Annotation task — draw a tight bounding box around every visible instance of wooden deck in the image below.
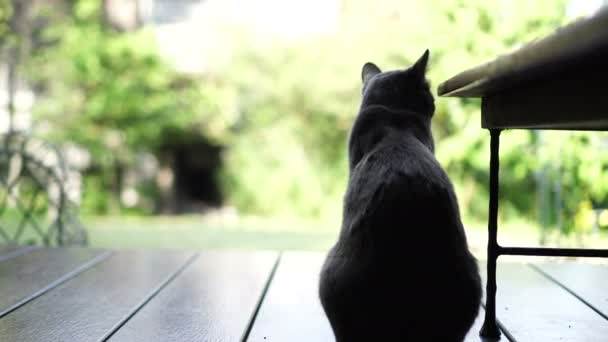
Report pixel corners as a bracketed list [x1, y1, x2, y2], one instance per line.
[0, 246, 606, 341]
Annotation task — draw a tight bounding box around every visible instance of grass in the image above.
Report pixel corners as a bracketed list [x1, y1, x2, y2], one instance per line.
[83, 215, 339, 251]
[84, 215, 608, 255]
[4, 212, 608, 259]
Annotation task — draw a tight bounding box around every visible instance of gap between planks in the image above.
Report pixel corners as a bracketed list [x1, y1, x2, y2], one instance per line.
[241, 252, 283, 342]
[0, 245, 38, 262]
[529, 263, 608, 322]
[100, 252, 201, 342]
[0, 250, 114, 318]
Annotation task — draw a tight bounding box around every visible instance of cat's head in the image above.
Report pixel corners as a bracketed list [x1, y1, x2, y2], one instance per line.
[360, 50, 434, 116]
[347, 51, 435, 169]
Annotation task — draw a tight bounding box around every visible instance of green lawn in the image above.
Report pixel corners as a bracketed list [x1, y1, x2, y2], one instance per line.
[4, 213, 607, 257]
[84, 215, 339, 251]
[84, 215, 608, 256]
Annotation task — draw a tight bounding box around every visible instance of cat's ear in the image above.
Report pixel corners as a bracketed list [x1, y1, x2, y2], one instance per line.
[412, 49, 429, 77]
[362, 62, 381, 83]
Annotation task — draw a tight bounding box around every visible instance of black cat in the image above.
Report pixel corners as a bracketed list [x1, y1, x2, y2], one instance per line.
[319, 50, 482, 342]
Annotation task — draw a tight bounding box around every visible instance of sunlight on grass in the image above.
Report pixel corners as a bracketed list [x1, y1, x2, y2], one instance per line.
[83, 215, 338, 251]
[79, 215, 608, 259]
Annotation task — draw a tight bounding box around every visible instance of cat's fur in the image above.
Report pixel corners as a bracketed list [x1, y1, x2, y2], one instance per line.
[319, 50, 482, 342]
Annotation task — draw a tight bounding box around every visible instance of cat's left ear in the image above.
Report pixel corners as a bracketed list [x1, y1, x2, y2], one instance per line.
[412, 49, 430, 77]
[362, 62, 382, 83]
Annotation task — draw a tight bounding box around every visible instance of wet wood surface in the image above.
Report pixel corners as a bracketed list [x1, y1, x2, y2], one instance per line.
[0, 247, 607, 341]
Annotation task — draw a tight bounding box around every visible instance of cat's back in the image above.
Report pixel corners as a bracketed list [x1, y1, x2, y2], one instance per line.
[348, 132, 453, 207]
[324, 133, 480, 341]
[343, 132, 466, 253]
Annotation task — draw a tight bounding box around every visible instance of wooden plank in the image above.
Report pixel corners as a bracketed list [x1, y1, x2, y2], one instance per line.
[107, 251, 278, 342]
[0, 250, 195, 342]
[0, 245, 25, 255]
[532, 262, 608, 319]
[247, 252, 494, 342]
[246, 252, 334, 342]
[0, 247, 110, 317]
[0, 245, 36, 262]
[481, 261, 608, 341]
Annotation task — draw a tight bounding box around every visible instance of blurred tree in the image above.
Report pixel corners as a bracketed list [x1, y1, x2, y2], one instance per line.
[17, 0, 608, 241]
[219, 0, 575, 223]
[26, 0, 208, 213]
[3, 0, 34, 133]
[536, 131, 608, 239]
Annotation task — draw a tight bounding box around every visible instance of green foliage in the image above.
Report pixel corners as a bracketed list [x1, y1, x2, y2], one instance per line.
[27, 0, 206, 212]
[0, 0, 11, 42]
[80, 174, 111, 214]
[535, 131, 608, 235]
[0, 0, 15, 67]
[19, 0, 608, 237]
[219, 39, 355, 219]
[219, 0, 576, 223]
[31, 5, 200, 155]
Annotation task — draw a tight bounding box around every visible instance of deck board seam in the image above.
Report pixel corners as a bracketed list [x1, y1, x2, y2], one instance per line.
[99, 252, 200, 342]
[0, 249, 114, 318]
[0, 245, 38, 262]
[241, 251, 282, 342]
[529, 263, 608, 321]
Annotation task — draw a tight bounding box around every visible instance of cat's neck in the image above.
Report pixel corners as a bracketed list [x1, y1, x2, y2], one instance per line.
[360, 104, 435, 153]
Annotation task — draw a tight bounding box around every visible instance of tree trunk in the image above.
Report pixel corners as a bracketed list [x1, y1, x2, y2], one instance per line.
[156, 151, 177, 214]
[7, 0, 32, 133]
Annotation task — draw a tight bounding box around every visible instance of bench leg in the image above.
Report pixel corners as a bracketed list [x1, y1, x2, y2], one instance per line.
[480, 129, 502, 338]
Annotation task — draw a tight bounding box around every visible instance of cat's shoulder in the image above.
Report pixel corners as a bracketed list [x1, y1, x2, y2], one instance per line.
[352, 148, 448, 190]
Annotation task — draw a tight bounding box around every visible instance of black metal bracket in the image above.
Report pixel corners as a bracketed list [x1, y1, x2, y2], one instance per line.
[480, 129, 502, 338]
[479, 129, 608, 339]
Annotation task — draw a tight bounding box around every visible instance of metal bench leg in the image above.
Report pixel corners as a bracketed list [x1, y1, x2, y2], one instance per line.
[480, 129, 502, 338]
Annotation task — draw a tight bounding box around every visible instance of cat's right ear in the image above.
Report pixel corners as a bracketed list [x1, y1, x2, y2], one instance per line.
[412, 49, 430, 78]
[362, 62, 381, 83]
